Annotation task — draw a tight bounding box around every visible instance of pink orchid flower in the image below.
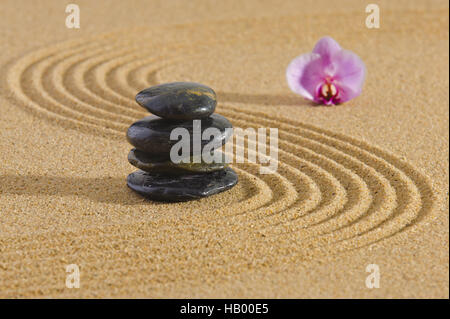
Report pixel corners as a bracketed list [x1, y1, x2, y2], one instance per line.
[286, 36, 366, 105]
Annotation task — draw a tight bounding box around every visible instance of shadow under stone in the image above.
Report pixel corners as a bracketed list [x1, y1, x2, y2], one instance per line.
[0, 174, 165, 206]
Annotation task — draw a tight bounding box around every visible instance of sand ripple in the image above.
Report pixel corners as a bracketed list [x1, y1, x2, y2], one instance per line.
[3, 22, 436, 294]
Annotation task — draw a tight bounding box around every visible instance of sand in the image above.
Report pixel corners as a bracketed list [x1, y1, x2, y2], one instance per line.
[0, 0, 448, 298]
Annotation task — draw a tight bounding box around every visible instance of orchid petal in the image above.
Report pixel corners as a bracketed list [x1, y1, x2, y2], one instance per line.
[335, 81, 363, 103]
[312, 36, 342, 62]
[286, 52, 321, 100]
[298, 55, 332, 103]
[332, 49, 366, 98]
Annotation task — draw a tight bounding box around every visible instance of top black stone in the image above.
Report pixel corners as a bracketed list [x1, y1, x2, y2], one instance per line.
[135, 82, 217, 120]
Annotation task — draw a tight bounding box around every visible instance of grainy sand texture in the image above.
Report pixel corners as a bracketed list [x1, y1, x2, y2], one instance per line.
[0, 0, 448, 298]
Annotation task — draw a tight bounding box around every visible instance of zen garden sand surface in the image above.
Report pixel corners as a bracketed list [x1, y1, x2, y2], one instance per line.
[0, 0, 448, 298]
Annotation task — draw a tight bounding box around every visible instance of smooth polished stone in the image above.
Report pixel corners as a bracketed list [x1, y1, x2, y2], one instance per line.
[127, 167, 238, 202]
[128, 148, 228, 174]
[126, 114, 232, 157]
[135, 82, 216, 120]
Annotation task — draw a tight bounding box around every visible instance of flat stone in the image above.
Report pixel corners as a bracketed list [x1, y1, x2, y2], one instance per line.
[127, 167, 238, 202]
[128, 148, 228, 174]
[126, 114, 232, 157]
[135, 82, 216, 120]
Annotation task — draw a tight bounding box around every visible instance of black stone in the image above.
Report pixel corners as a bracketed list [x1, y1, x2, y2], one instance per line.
[135, 82, 216, 120]
[126, 114, 232, 157]
[128, 148, 228, 174]
[127, 167, 238, 202]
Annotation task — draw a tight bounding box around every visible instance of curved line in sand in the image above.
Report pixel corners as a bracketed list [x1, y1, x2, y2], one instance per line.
[107, 54, 433, 252]
[23, 41, 328, 225]
[3, 29, 435, 259]
[60, 48, 358, 234]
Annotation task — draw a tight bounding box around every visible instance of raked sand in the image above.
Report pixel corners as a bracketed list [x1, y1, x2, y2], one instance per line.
[0, 0, 448, 298]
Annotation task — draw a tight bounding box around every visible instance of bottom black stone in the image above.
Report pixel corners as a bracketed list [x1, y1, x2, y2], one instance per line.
[127, 167, 238, 202]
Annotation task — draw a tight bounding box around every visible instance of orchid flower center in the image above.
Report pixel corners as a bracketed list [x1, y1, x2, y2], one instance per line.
[319, 82, 338, 103]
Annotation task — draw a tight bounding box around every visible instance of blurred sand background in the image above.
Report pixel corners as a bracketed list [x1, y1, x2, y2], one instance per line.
[0, 0, 448, 298]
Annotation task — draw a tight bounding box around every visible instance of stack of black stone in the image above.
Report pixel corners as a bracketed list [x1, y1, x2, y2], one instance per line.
[126, 82, 238, 202]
